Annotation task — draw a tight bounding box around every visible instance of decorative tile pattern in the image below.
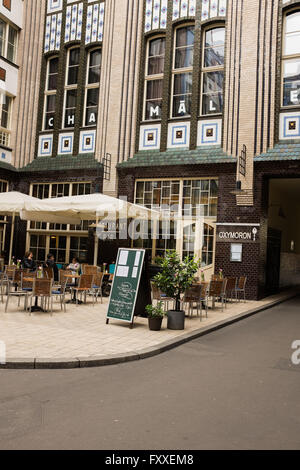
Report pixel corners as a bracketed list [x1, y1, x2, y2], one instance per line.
[167, 122, 190, 148]
[145, 0, 168, 33]
[86, 2, 105, 44]
[173, 0, 196, 20]
[201, 0, 227, 21]
[47, 0, 63, 14]
[197, 119, 222, 146]
[58, 133, 74, 154]
[139, 124, 161, 150]
[65, 2, 83, 43]
[44, 13, 62, 52]
[38, 135, 53, 157]
[79, 130, 96, 153]
[279, 113, 300, 140]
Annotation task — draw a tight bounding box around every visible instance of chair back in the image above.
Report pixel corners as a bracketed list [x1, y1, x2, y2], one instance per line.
[238, 276, 247, 289]
[44, 267, 54, 279]
[211, 274, 221, 281]
[14, 269, 25, 286]
[151, 281, 162, 301]
[78, 274, 94, 289]
[83, 265, 98, 275]
[184, 284, 202, 302]
[5, 266, 16, 281]
[226, 277, 237, 293]
[33, 278, 53, 297]
[21, 271, 36, 290]
[59, 269, 70, 284]
[200, 282, 209, 299]
[93, 273, 104, 288]
[209, 280, 225, 297]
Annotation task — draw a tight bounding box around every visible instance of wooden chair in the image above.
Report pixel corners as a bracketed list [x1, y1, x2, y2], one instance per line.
[225, 277, 238, 303]
[71, 274, 94, 305]
[150, 281, 174, 311]
[208, 279, 227, 311]
[52, 276, 67, 312]
[234, 276, 247, 302]
[28, 278, 54, 315]
[83, 265, 98, 275]
[5, 271, 32, 313]
[44, 266, 54, 280]
[184, 284, 202, 318]
[92, 273, 104, 303]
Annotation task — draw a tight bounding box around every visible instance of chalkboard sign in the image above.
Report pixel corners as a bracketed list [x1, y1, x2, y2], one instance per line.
[106, 248, 145, 326]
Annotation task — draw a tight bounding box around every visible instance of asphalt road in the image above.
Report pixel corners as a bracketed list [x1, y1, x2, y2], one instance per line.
[0, 296, 300, 450]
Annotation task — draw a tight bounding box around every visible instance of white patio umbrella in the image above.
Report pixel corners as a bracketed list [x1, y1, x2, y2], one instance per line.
[20, 193, 159, 223]
[0, 192, 41, 263]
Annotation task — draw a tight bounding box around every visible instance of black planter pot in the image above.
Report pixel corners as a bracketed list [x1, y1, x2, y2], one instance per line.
[167, 310, 185, 330]
[148, 316, 163, 331]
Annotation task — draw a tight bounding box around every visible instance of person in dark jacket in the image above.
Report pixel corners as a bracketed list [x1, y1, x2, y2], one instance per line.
[22, 251, 36, 271]
[45, 253, 59, 282]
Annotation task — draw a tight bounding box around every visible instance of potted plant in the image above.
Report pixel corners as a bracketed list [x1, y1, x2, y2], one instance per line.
[153, 250, 199, 330]
[145, 301, 165, 331]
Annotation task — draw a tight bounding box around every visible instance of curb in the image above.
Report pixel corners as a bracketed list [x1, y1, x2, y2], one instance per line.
[1, 291, 299, 370]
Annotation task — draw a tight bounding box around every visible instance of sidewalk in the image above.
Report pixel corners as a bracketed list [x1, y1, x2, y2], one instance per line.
[0, 288, 299, 369]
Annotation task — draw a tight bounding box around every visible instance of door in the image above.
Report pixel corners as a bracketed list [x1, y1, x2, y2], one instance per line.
[266, 227, 281, 295]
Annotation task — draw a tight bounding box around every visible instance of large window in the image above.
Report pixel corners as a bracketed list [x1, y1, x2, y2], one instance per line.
[0, 93, 12, 147]
[0, 18, 18, 63]
[201, 27, 225, 115]
[172, 26, 194, 118]
[282, 11, 300, 107]
[134, 179, 218, 262]
[84, 48, 101, 126]
[63, 48, 80, 128]
[28, 182, 93, 263]
[144, 37, 165, 121]
[43, 56, 58, 130]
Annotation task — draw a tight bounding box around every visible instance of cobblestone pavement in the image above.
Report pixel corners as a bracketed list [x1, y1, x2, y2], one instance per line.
[0, 289, 298, 361]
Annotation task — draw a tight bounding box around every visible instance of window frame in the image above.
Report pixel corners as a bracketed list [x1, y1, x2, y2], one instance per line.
[0, 92, 12, 147]
[83, 47, 101, 127]
[171, 23, 195, 119]
[281, 10, 300, 109]
[200, 25, 225, 117]
[62, 47, 80, 129]
[143, 35, 166, 122]
[43, 56, 59, 131]
[0, 17, 18, 63]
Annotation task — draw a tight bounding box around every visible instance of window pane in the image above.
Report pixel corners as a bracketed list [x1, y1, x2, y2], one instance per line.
[283, 59, 300, 106]
[174, 72, 193, 95]
[175, 46, 194, 69]
[68, 66, 78, 85]
[285, 34, 300, 56]
[204, 46, 224, 67]
[90, 49, 101, 66]
[202, 92, 223, 115]
[203, 71, 224, 93]
[286, 12, 300, 34]
[88, 66, 100, 84]
[176, 26, 194, 47]
[148, 56, 165, 75]
[69, 48, 80, 66]
[66, 89, 77, 108]
[86, 88, 99, 107]
[205, 28, 225, 47]
[146, 79, 163, 100]
[148, 37, 165, 75]
[173, 94, 192, 117]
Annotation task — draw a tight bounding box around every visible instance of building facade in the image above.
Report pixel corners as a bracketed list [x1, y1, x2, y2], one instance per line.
[0, 0, 300, 299]
[117, 0, 300, 299]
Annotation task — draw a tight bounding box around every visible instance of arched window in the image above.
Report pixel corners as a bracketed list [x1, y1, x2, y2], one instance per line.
[282, 11, 300, 107]
[201, 26, 225, 115]
[172, 25, 194, 118]
[43, 56, 58, 130]
[144, 36, 165, 120]
[84, 48, 101, 126]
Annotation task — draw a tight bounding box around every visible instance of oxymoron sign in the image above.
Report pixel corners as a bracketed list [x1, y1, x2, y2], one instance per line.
[106, 248, 145, 326]
[216, 225, 259, 243]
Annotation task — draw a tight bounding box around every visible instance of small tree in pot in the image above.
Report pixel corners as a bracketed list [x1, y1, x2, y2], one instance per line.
[153, 250, 199, 330]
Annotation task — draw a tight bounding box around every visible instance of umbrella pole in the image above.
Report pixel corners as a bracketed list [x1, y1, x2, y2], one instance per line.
[94, 216, 99, 266]
[9, 212, 15, 264]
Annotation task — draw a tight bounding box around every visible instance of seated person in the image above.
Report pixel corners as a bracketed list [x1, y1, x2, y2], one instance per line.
[66, 257, 81, 284]
[22, 251, 36, 272]
[44, 253, 59, 282]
